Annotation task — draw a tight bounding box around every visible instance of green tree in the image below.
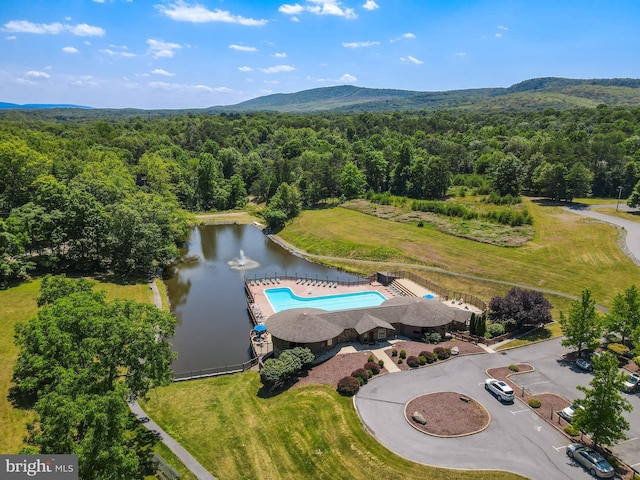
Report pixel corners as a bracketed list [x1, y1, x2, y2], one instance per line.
[572, 352, 632, 448]
[559, 289, 603, 355]
[492, 153, 526, 197]
[12, 281, 177, 478]
[606, 284, 640, 345]
[269, 182, 301, 219]
[565, 162, 593, 201]
[340, 161, 367, 199]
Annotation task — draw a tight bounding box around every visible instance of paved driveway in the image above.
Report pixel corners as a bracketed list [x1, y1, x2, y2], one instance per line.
[355, 339, 638, 480]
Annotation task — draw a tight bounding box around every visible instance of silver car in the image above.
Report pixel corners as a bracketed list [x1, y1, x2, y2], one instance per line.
[566, 443, 614, 478]
[484, 378, 515, 403]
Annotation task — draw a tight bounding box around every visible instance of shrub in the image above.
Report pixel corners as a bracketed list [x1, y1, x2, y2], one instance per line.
[428, 332, 441, 344]
[364, 361, 381, 375]
[378, 359, 384, 368]
[397, 358, 403, 364]
[421, 351, 435, 363]
[418, 355, 426, 366]
[607, 343, 630, 356]
[508, 364, 520, 372]
[564, 425, 580, 437]
[337, 376, 360, 396]
[406, 356, 420, 368]
[528, 398, 541, 408]
[367, 354, 375, 363]
[486, 323, 506, 338]
[417, 221, 424, 227]
[391, 349, 398, 357]
[606, 455, 619, 468]
[399, 349, 407, 359]
[634, 356, 640, 367]
[351, 368, 370, 383]
[433, 346, 449, 360]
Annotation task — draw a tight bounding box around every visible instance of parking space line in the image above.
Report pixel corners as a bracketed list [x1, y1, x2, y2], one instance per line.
[631, 462, 640, 468]
[510, 409, 530, 415]
[553, 445, 568, 451]
[615, 436, 638, 444]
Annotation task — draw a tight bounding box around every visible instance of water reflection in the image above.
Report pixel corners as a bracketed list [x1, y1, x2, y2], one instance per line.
[165, 224, 362, 373]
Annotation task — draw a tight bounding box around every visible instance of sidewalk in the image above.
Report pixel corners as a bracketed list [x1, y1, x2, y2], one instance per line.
[129, 400, 217, 480]
[144, 279, 218, 480]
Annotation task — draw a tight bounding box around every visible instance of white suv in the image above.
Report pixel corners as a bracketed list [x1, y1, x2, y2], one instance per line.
[484, 379, 515, 402]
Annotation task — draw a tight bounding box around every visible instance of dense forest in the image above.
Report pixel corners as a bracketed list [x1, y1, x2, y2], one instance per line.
[2, 104, 640, 285]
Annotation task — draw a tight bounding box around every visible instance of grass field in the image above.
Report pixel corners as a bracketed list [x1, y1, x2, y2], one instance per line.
[279, 199, 639, 308]
[142, 372, 525, 480]
[0, 277, 194, 479]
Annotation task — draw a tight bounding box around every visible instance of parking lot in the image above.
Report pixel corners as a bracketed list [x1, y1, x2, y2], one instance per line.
[355, 338, 639, 480]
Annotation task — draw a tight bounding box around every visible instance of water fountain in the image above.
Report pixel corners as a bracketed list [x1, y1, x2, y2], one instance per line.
[227, 249, 260, 270]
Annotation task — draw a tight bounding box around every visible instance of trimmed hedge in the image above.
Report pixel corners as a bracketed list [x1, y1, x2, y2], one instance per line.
[364, 361, 381, 375]
[351, 368, 370, 384]
[433, 346, 449, 360]
[337, 376, 360, 396]
[528, 398, 541, 408]
[419, 351, 435, 363]
[406, 355, 420, 368]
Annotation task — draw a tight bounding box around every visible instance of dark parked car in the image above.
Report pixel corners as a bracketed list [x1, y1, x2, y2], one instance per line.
[576, 358, 593, 371]
[566, 443, 614, 478]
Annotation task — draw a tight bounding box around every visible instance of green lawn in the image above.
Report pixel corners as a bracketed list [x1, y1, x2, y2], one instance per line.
[279, 199, 638, 307]
[0, 277, 193, 479]
[142, 372, 525, 480]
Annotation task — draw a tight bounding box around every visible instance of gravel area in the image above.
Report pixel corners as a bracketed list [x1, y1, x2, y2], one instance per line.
[405, 391, 490, 436]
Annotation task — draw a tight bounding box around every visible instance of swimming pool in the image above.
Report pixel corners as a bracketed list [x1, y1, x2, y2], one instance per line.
[265, 287, 387, 313]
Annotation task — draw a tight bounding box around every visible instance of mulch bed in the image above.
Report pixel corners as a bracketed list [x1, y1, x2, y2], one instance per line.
[386, 340, 486, 371]
[406, 391, 490, 436]
[294, 351, 388, 389]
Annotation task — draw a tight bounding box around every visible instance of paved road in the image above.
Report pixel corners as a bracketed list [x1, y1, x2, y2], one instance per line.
[565, 203, 640, 265]
[355, 339, 640, 480]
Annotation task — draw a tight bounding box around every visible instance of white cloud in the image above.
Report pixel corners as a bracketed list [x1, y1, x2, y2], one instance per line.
[273, 52, 287, 58]
[69, 23, 105, 36]
[4, 20, 104, 36]
[261, 64, 295, 73]
[362, 0, 379, 11]
[26, 70, 50, 79]
[68, 75, 97, 87]
[147, 39, 181, 58]
[6, 35, 17, 40]
[290, 16, 300, 22]
[495, 33, 502, 38]
[339, 73, 357, 82]
[238, 66, 254, 72]
[100, 48, 136, 58]
[497, 25, 508, 30]
[343, 41, 379, 48]
[390, 32, 415, 43]
[401, 55, 423, 64]
[229, 44, 257, 52]
[279, 1, 357, 19]
[148, 81, 233, 94]
[456, 52, 467, 57]
[62, 46, 79, 53]
[156, 1, 267, 26]
[279, 4, 305, 14]
[151, 68, 175, 76]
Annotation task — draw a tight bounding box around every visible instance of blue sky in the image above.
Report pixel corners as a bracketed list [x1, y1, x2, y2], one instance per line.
[1, 0, 639, 109]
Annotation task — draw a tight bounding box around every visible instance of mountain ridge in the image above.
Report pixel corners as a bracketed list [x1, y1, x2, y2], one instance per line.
[2, 77, 640, 115]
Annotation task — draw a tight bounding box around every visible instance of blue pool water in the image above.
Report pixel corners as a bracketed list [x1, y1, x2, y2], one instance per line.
[424, 294, 436, 299]
[265, 287, 387, 313]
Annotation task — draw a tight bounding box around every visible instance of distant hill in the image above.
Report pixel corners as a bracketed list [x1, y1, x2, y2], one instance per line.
[0, 102, 92, 110]
[3, 77, 640, 118]
[218, 77, 640, 113]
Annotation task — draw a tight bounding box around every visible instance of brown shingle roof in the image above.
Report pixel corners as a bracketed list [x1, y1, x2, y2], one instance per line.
[266, 297, 471, 344]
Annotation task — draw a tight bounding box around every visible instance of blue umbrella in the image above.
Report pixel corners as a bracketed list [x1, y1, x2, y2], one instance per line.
[254, 324, 266, 332]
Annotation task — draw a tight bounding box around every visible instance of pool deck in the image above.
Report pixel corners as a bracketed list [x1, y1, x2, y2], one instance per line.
[248, 278, 394, 320]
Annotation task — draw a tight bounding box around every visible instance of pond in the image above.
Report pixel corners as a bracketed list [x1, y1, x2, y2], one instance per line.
[164, 224, 362, 374]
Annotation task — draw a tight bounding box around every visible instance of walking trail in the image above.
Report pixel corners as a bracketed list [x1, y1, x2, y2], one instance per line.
[129, 280, 218, 480]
